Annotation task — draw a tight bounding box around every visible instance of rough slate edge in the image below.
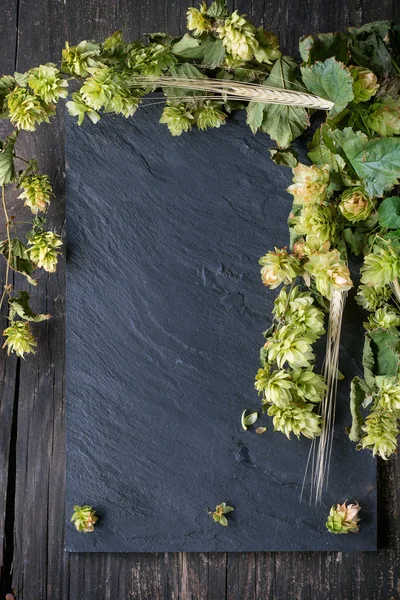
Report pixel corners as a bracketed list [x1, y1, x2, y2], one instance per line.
[65, 108, 376, 553]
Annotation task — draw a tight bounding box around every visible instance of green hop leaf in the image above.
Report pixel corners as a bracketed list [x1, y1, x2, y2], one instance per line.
[378, 197, 400, 229]
[0, 131, 17, 186]
[8, 291, 50, 323]
[299, 32, 350, 64]
[301, 57, 354, 117]
[241, 410, 258, 430]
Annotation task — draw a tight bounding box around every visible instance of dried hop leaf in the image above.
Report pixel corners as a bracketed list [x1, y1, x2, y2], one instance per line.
[18, 173, 52, 214]
[259, 247, 300, 289]
[349, 66, 379, 103]
[27, 230, 62, 273]
[2, 321, 37, 358]
[287, 163, 330, 205]
[326, 501, 361, 534]
[339, 186, 373, 223]
[71, 505, 98, 533]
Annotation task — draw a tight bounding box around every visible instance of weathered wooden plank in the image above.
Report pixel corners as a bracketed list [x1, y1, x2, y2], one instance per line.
[0, 0, 398, 598]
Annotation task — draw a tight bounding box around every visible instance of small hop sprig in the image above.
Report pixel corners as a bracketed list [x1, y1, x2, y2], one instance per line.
[2, 321, 37, 358]
[27, 230, 62, 273]
[71, 505, 98, 533]
[18, 172, 52, 214]
[339, 186, 373, 222]
[207, 502, 234, 527]
[61, 40, 100, 77]
[159, 105, 194, 136]
[27, 63, 68, 104]
[326, 501, 361, 534]
[187, 2, 212, 36]
[259, 247, 300, 289]
[195, 102, 226, 131]
[304, 249, 353, 299]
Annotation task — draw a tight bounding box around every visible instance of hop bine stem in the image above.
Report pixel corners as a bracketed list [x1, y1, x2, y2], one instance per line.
[0, 185, 12, 312]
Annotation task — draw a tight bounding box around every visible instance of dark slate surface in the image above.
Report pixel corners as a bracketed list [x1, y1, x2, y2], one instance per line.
[65, 107, 376, 552]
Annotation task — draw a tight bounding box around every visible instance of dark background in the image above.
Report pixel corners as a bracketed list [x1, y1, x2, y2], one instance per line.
[0, 0, 399, 598]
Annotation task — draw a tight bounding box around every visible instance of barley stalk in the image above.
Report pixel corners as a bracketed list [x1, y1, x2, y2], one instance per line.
[128, 76, 334, 110]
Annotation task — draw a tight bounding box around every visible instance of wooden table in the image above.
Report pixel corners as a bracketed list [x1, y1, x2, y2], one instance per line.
[0, 0, 399, 598]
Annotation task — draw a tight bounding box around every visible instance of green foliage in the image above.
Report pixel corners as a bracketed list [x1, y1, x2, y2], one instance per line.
[299, 32, 350, 64]
[378, 196, 400, 229]
[301, 57, 354, 117]
[8, 290, 50, 323]
[349, 377, 367, 442]
[0, 131, 17, 186]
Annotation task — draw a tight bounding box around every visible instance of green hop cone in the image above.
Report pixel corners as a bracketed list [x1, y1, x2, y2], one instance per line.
[273, 286, 325, 342]
[349, 66, 379, 103]
[361, 408, 398, 459]
[208, 502, 234, 527]
[268, 402, 321, 439]
[217, 11, 261, 62]
[290, 368, 326, 404]
[360, 247, 400, 288]
[376, 377, 400, 412]
[259, 247, 300, 289]
[293, 204, 337, 250]
[365, 306, 400, 331]
[304, 250, 353, 299]
[2, 321, 37, 358]
[18, 173, 52, 214]
[27, 230, 62, 273]
[287, 163, 330, 205]
[71, 505, 98, 533]
[264, 325, 315, 369]
[66, 92, 100, 126]
[356, 284, 393, 312]
[326, 501, 361, 534]
[339, 186, 373, 223]
[61, 40, 100, 77]
[127, 43, 176, 76]
[187, 3, 212, 36]
[255, 366, 294, 407]
[79, 66, 141, 117]
[28, 63, 68, 104]
[195, 102, 226, 131]
[159, 105, 194, 136]
[7, 87, 54, 131]
[367, 98, 400, 137]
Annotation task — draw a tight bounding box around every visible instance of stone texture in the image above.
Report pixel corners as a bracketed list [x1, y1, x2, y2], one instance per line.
[65, 108, 376, 552]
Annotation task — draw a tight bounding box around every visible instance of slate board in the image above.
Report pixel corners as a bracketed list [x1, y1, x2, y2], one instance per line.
[66, 107, 377, 552]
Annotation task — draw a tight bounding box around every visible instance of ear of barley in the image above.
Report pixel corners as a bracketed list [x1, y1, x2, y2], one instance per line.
[128, 76, 334, 110]
[302, 289, 347, 504]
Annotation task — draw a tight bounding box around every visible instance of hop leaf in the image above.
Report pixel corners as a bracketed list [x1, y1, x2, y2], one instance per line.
[71, 505, 98, 533]
[18, 172, 52, 214]
[28, 63, 68, 104]
[27, 230, 62, 273]
[7, 87, 54, 131]
[326, 501, 361, 534]
[2, 321, 37, 358]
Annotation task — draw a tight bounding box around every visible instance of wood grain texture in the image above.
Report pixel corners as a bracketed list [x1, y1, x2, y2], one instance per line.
[0, 0, 398, 598]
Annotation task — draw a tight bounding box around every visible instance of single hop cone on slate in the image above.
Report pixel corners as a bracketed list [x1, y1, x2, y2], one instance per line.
[71, 505, 98, 533]
[326, 502, 361, 534]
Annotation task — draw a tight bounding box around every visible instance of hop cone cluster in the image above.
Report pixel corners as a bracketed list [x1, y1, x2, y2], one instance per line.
[326, 502, 361, 534]
[28, 231, 62, 273]
[2, 321, 37, 358]
[71, 505, 98, 533]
